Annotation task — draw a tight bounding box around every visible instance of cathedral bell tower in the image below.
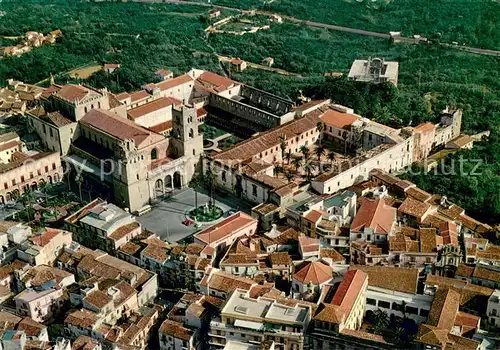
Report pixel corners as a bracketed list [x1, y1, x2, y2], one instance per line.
[171, 105, 203, 159]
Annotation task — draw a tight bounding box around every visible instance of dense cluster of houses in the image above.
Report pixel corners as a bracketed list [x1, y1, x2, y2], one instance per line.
[0, 30, 62, 58]
[0, 63, 496, 349]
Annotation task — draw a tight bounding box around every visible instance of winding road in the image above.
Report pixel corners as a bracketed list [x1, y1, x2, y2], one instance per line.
[148, 0, 500, 57]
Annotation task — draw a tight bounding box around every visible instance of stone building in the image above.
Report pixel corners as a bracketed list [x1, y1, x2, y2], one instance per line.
[0, 151, 62, 204]
[348, 57, 399, 86]
[68, 104, 202, 213]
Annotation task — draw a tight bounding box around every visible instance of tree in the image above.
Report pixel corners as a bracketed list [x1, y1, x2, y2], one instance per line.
[316, 121, 324, 145]
[291, 156, 302, 172]
[284, 149, 292, 165]
[314, 144, 326, 163]
[371, 309, 389, 335]
[189, 172, 202, 210]
[273, 165, 283, 177]
[327, 151, 336, 167]
[75, 175, 83, 203]
[279, 137, 286, 166]
[299, 145, 309, 160]
[303, 161, 315, 181]
[284, 172, 294, 182]
[204, 165, 217, 207]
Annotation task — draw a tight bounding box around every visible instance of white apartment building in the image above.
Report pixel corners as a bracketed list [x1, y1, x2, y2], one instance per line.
[209, 289, 312, 350]
[14, 287, 64, 323]
[487, 289, 500, 330]
[351, 266, 432, 324]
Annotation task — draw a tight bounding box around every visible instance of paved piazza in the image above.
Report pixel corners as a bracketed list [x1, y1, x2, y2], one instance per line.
[136, 187, 253, 243]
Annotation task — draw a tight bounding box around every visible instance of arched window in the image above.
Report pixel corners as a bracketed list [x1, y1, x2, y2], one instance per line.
[151, 148, 158, 160]
[189, 128, 194, 138]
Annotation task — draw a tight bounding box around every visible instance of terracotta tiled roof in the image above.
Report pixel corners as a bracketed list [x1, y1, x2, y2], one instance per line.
[476, 244, 500, 261]
[65, 309, 99, 330]
[55, 84, 97, 102]
[459, 214, 492, 233]
[29, 228, 66, 247]
[314, 303, 344, 324]
[127, 97, 173, 120]
[398, 196, 431, 219]
[320, 109, 360, 130]
[81, 108, 164, 148]
[83, 290, 111, 309]
[319, 248, 345, 263]
[426, 287, 460, 330]
[157, 74, 193, 91]
[141, 244, 169, 263]
[439, 221, 458, 246]
[472, 266, 500, 283]
[72, 335, 100, 350]
[210, 112, 319, 162]
[304, 209, 324, 223]
[350, 265, 418, 294]
[299, 235, 320, 253]
[197, 71, 234, 91]
[406, 187, 432, 203]
[194, 212, 256, 245]
[269, 252, 291, 266]
[293, 261, 332, 285]
[422, 214, 447, 229]
[351, 198, 396, 235]
[206, 271, 255, 293]
[414, 122, 435, 133]
[419, 227, 439, 253]
[185, 243, 204, 255]
[119, 242, 142, 256]
[129, 90, 150, 103]
[455, 264, 474, 279]
[15, 317, 45, 337]
[108, 222, 140, 241]
[149, 120, 173, 133]
[159, 320, 193, 341]
[330, 270, 367, 318]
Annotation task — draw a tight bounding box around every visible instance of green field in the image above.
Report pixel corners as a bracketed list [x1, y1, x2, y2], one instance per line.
[0, 0, 498, 221]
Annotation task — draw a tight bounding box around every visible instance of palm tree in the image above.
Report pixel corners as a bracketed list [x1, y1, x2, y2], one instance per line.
[342, 130, 349, 156]
[75, 175, 83, 203]
[279, 137, 286, 166]
[284, 149, 292, 165]
[189, 173, 202, 210]
[284, 172, 294, 182]
[327, 151, 336, 167]
[299, 145, 309, 160]
[371, 309, 389, 335]
[291, 156, 302, 172]
[303, 162, 315, 181]
[316, 121, 324, 145]
[314, 144, 326, 163]
[205, 166, 217, 207]
[273, 165, 283, 177]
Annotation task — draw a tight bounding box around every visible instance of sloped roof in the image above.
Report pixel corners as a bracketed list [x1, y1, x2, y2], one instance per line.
[293, 261, 332, 285]
[81, 108, 164, 148]
[351, 198, 396, 235]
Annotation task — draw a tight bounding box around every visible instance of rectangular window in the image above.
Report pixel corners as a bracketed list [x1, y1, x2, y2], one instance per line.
[52, 163, 56, 170]
[45, 166, 49, 172]
[406, 306, 418, 315]
[12, 179, 16, 186]
[29, 172, 33, 179]
[49, 129, 53, 137]
[367, 298, 376, 305]
[21, 176, 24, 182]
[378, 301, 390, 309]
[419, 309, 429, 317]
[3, 183, 7, 190]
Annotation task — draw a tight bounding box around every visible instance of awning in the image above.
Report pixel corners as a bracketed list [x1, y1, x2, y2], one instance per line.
[234, 319, 264, 331]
